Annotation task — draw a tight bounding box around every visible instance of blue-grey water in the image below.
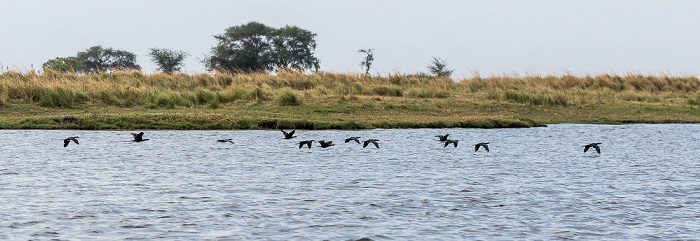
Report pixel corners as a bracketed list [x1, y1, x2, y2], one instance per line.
[1, 124, 699, 240]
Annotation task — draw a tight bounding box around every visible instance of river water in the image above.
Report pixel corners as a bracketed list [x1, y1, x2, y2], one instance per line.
[1, 124, 699, 240]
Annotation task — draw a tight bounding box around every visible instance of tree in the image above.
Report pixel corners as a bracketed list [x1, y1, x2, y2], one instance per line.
[41, 57, 82, 72]
[149, 48, 188, 74]
[427, 57, 453, 77]
[76, 45, 140, 73]
[358, 49, 374, 74]
[205, 22, 320, 73]
[205, 22, 275, 73]
[271, 26, 320, 71]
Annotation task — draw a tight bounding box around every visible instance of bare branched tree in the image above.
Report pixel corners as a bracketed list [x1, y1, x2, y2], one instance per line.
[358, 49, 374, 74]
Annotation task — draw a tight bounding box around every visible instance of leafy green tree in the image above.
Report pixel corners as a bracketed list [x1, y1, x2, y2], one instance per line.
[271, 26, 320, 71]
[205, 22, 320, 73]
[427, 57, 453, 77]
[41, 57, 82, 72]
[149, 48, 188, 74]
[205, 22, 274, 72]
[358, 49, 374, 74]
[77, 45, 140, 73]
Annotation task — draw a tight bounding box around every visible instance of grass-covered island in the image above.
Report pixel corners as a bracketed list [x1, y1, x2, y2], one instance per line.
[1, 70, 699, 130]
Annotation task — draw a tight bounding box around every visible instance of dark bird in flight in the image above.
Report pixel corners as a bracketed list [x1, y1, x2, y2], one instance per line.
[475, 142, 489, 152]
[363, 139, 380, 148]
[435, 134, 449, 141]
[281, 130, 296, 139]
[444, 139, 458, 148]
[584, 143, 601, 154]
[319, 140, 335, 148]
[64, 136, 79, 147]
[298, 140, 314, 149]
[217, 139, 233, 143]
[345, 137, 361, 144]
[131, 132, 149, 142]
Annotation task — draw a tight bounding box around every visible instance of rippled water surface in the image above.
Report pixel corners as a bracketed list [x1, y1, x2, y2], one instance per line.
[1, 124, 700, 240]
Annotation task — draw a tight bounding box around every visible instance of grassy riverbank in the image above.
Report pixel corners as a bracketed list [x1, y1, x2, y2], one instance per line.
[1, 70, 699, 129]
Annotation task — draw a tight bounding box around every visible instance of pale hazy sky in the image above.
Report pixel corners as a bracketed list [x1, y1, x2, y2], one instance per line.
[1, 0, 699, 77]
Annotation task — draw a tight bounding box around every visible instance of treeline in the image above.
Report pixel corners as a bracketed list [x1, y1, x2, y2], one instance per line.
[40, 22, 321, 74]
[36, 21, 454, 77]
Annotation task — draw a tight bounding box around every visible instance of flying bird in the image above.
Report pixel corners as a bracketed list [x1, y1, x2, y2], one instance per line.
[363, 139, 379, 148]
[319, 140, 335, 148]
[584, 143, 601, 154]
[475, 142, 489, 152]
[131, 132, 149, 142]
[435, 134, 449, 141]
[444, 139, 458, 148]
[345, 137, 361, 144]
[217, 139, 233, 143]
[64, 136, 79, 147]
[298, 140, 314, 149]
[281, 129, 296, 139]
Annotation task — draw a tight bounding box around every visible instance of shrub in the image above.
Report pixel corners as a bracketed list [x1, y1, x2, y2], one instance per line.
[373, 86, 403, 97]
[406, 88, 450, 98]
[552, 94, 568, 107]
[154, 92, 175, 109]
[278, 91, 301, 106]
[98, 90, 120, 106]
[39, 87, 73, 108]
[502, 90, 554, 106]
[195, 89, 216, 104]
[687, 95, 700, 106]
[351, 83, 364, 95]
[217, 88, 248, 103]
[251, 87, 269, 101]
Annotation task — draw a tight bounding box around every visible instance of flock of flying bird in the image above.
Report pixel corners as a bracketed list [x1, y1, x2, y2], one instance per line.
[280, 130, 380, 149]
[61, 130, 603, 154]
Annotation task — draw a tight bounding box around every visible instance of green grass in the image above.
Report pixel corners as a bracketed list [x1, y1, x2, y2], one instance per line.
[0, 70, 699, 129]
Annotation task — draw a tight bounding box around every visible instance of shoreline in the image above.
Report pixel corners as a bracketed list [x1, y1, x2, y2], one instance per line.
[2, 71, 699, 129]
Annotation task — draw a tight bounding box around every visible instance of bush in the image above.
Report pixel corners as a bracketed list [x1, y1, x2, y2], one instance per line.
[502, 90, 554, 106]
[39, 87, 73, 108]
[217, 88, 248, 103]
[154, 92, 175, 109]
[687, 95, 700, 106]
[406, 88, 450, 98]
[251, 87, 269, 101]
[195, 89, 216, 104]
[552, 94, 568, 107]
[98, 90, 120, 106]
[373, 86, 403, 97]
[278, 91, 301, 106]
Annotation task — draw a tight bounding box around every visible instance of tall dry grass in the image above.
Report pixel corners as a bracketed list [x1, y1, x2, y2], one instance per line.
[0, 69, 698, 109]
